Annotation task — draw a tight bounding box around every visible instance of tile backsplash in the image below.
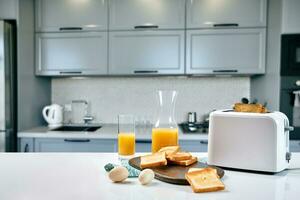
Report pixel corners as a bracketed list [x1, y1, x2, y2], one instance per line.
[52, 77, 250, 124]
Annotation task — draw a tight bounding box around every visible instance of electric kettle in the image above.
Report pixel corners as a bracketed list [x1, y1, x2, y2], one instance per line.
[42, 104, 63, 128]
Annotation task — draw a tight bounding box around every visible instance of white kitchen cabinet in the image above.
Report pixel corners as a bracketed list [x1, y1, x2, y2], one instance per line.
[34, 138, 117, 152]
[36, 32, 108, 76]
[109, 0, 185, 30]
[282, 0, 300, 34]
[0, 0, 18, 19]
[186, 28, 266, 75]
[186, 0, 267, 28]
[290, 140, 300, 152]
[109, 30, 184, 75]
[35, 0, 108, 32]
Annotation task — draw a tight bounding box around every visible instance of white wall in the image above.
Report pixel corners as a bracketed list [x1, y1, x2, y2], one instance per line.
[52, 77, 250, 124]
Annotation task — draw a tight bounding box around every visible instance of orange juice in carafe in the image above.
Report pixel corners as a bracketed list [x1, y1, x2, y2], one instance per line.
[152, 128, 178, 153]
[152, 90, 179, 153]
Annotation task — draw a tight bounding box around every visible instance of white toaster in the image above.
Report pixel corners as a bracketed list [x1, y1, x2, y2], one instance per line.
[208, 110, 293, 173]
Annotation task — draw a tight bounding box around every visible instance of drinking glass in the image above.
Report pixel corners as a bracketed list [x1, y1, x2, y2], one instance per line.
[118, 115, 135, 157]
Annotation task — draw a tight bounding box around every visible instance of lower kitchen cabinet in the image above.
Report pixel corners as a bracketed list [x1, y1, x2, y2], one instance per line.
[136, 140, 152, 152]
[179, 140, 208, 152]
[34, 138, 117, 152]
[19, 138, 34, 152]
[136, 140, 208, 152]
[290, 140, 300, 152]
[18, 138, 208, 152]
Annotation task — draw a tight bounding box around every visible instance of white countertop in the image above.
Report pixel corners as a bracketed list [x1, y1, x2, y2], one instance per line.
[0, 153, 299, 200]
[17, 124, 208, 141]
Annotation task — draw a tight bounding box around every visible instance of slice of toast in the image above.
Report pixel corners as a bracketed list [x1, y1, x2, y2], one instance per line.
[167, 152, 192, 161]
[140, 152, 167, 169]
[185, 168, 225, 193]
[188, 168, 218, 177]
[234, 103, 267, 113]
[169, 157, 198, 166]
[158, 146, 180, 157]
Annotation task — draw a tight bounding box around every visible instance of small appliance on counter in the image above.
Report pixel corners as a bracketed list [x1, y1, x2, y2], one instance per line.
[208, 110, 294, 173]
[179, 112, 209, 134]
[178, 122, 208, 134]
[42, 104, 63, 128]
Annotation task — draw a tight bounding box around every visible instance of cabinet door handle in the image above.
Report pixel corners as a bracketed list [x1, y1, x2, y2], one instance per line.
[59, 27, 83, 31]
[213, 70, 238, 73]
[213, 23, 239, 27]
[59, 71, 83, 75]
[134, 70, 158, 74]
[200, 141, 208, 145]
[134, 25, 159, 29]
[24, 144, 29, 152]
[64, 139, 91, 143]
[136, 140, 151, 144]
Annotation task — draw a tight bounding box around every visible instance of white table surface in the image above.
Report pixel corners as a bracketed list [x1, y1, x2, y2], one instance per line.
[0, 153, 299, 200]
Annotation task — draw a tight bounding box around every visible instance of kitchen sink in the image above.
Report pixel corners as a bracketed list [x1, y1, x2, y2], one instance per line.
[51, 125, 101, 132]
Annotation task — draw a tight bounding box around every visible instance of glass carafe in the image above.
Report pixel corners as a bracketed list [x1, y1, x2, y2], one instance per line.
[152, 90, 178, 153]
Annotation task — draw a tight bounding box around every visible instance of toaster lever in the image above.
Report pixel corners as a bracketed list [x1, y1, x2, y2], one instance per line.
[285, 126, 294, 132]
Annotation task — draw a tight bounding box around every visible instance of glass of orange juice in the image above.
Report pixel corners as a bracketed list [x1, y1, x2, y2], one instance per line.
[152, 90, 179, 153]
[118, 115, 135, 158]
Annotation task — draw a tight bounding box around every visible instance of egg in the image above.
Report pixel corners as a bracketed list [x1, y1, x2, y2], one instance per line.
[138, 169, 155, 185]
[108, 166, 129, 182]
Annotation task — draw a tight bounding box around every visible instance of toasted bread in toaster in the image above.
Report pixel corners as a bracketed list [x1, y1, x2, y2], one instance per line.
[140, 152, 167, 169]
[185, 168, 225, 193]
[158, 146, 180, 157]
[167, 152, 192, 161]
[169, 156, 198, 166]
[234, 103, 267, 113]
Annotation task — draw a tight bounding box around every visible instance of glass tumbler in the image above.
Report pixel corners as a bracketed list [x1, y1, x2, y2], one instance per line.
[118, 115, 136, 157]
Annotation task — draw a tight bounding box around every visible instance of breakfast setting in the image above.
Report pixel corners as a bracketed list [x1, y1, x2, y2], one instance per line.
[98, 91, 299, 198]
[1, 0, 300, 199]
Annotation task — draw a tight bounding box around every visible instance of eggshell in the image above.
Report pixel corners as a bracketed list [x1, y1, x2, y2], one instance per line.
[108, 166, 129, 182]
[138, 169, 155, 185]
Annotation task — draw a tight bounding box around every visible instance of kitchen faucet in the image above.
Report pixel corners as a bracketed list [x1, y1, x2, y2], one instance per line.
[71, 100, 94, 124]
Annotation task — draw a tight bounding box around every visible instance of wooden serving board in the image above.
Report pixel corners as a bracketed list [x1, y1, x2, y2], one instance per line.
[129, 156, 225, 185]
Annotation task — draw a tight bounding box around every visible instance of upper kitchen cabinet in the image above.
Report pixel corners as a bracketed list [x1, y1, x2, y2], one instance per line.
[0, 0, 18, 19]
[35, 0, 108, 32]
[282, 0, 300, 33]
[109, 31, 184, 75]
[109, 0, 185, 30]
[36, 32, 108, 76]
[186, 0, 267, 29]
[186, 28, 266, 75]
